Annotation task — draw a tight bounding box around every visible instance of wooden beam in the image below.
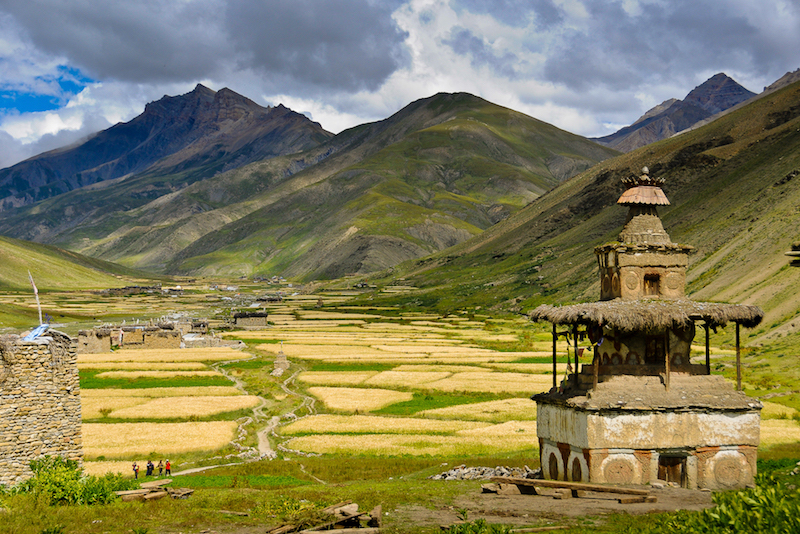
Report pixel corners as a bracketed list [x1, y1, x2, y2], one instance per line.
[704, 322, 710, 375]
[664, 330, 670, 392]
[489, 476, 650, 496]
[736, 322, 742, 391]
[552, 323, 557, 390]
[573, 323, 578, 384]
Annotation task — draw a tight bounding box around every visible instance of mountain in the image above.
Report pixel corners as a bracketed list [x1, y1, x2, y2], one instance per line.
[0, 92, 619, 279]
[0, 234, 139, 291]
[0, 84, 333, 210]
[594, 73, 756, 152]
[369, 79, 800, 349]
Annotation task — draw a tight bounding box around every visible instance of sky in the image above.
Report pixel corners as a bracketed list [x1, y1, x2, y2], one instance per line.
[1, 0, 799, 169]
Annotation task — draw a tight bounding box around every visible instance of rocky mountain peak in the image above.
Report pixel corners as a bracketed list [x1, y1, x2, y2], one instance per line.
[684, 73, 756, 115]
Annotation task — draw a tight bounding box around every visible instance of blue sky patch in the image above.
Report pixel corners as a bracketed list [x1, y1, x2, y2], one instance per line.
[0, 65, 95, 114]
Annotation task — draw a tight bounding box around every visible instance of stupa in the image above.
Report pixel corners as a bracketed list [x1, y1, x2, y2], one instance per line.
[529, 167, 764, 490]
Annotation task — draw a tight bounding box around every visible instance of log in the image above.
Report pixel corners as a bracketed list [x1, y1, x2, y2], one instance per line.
[509, 527, 569, 532]
[321, 500, 352, 514]
[490, 477, 650, 496]
[618, 496, 658, 504]
[218, 509, 249, 516]
[268, 524, 298, 534]
[143, 490, 169, 501]
[368, 505, 382, 528]
[140, 478, 172, 488]
[302, 511, 369, 532]
[301, 529, 380, 534]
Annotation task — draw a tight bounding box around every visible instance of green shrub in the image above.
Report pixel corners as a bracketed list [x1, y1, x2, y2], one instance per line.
[652, 474, 800, 533]
[18, 456, 139, 506]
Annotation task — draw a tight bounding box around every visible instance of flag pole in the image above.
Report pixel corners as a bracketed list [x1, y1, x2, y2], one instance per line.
[28, 270, 43, 325]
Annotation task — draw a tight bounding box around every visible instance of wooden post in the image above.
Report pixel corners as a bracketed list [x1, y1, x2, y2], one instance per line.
[573, 324, 579, 384]
[736, 322, 742, 391]
[664, 330, 670, 392]
[704, 322, 710, 375]
[552, 323, 557, 390]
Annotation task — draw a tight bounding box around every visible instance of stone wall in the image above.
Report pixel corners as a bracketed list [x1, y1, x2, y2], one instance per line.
[0, 331, 83, 486]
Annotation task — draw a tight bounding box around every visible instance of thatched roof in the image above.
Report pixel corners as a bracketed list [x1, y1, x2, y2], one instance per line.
[529, 298, 763, 331]
[617, 185, 670, 206]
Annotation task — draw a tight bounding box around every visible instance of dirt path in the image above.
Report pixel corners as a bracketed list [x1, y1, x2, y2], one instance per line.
[210, 351, 317, 463]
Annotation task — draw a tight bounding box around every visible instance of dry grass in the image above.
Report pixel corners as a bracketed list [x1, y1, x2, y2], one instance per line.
[77, 362, 208, 370]
[425, 372, 555, 394]
[108, 395, 261, 419]
[283, 428, 539, 456]
[259, 344, 399, 359]
[371, 345, 495, 354]
[298, 371, 376, 386]
[759, 419, 800, 447]
[760, 401, 799, 419]
[280, 414, 487, 435]
[82, 397, 148, 419]
[306, 387, 412, 411]
[483, 363, 558, 373]
[80, 386, 242, 397]
[364, 371, 452, 388]
[418, 398, 538, 422]
[392, 364, 486, 373]
[82, 421, 238, 458]
[78, 347, 246, 363]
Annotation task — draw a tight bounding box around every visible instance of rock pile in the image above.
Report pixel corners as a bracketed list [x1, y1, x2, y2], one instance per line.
[429, 465, 540, 481]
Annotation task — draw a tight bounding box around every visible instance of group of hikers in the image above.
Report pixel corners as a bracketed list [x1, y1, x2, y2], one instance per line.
[132, 459, 171, 479]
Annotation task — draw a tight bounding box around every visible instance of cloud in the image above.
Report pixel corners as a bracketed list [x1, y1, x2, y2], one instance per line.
[1, 0, 800, 169]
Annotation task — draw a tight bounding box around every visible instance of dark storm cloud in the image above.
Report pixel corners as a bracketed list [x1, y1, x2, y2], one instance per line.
[542, 0, 799, 92]
[452, 0, 563, 29]
[0, 0, 408, 91]
[442, 27, 521, 79]
[225, 0, 409, 92]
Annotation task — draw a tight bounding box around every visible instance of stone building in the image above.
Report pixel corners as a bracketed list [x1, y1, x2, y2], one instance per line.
[0, 330, 82, 486]
[233, 311, 269, 328]
[77, 324, 181, 353]
[529, 167, 764, 490]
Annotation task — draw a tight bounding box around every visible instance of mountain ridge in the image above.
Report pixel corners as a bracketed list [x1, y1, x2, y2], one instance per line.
[594, 73, 756, 152]
[0, 84, 333, 210]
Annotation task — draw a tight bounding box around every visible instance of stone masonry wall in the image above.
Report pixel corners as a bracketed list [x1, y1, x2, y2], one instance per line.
[0, 331, 83, 486]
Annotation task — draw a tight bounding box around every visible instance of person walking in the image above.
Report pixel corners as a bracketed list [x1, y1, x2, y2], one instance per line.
[146, 460, 154, 476]
[132, 462, 139, 479]
[157, 460, 164, 476]
[165, 459, 171, 475]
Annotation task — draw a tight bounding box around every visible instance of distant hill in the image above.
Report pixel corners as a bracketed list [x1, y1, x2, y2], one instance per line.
[0, 235, 139, 291]
[0, 84, 333, 210]
[375, 80, 800, 346]
[0, 92, 619, 279]
[594, 73, 756, 152]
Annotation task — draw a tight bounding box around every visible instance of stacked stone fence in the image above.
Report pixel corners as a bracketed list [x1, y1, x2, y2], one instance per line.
[0, 330, 82, 486]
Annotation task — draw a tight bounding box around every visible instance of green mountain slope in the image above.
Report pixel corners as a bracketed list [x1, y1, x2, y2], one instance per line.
[373, 81, 800, 347]
[0, 235, 141, 291]
[0, 92, 619, 278]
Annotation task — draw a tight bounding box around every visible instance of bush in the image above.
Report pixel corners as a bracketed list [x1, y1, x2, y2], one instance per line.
[652, 474, 800, 533]
[18, 456, 139, 506]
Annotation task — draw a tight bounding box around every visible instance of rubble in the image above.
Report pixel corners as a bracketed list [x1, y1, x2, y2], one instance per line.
[429, 465, 540, 481]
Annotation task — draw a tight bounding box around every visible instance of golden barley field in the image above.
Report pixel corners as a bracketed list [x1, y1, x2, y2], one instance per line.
[82, 421, 238, 458]
[759, 419, 800, 447]
[78, 362, 208, 371]
[283, 421, 539, 456]
[78, 347, 246, 363]
[81, 386, 242, 398]
[307, 387, 413, 412]
[281, 414, 488, 435]
[93, 370, 225, 379]
[104, 395, 261, 419]
[298, 371, 376, 386]
[418, 398, 538, 422]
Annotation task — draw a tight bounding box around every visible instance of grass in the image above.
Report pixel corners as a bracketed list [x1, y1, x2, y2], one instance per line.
[170, 474, 312, 489]
[374, 392, 501, 416]
[79, 370, 233, 389]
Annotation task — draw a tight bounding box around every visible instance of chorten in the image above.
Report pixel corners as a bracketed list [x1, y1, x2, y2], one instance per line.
[529, 167, 763, 490]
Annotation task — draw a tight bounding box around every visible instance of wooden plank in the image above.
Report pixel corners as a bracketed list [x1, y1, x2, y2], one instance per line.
[300, 528, 380, 534]
[321, 500, 353, 514]
[618, 496, 657, 504]
[510, 527, 569, 533]
[302, 512, 369, 532]
[218, 510, 249, 516]
[490, 477, 649, 496]
[140, 478, 172, 488]
[368, 505, 382, 528]
[268, 524, 298, 534]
